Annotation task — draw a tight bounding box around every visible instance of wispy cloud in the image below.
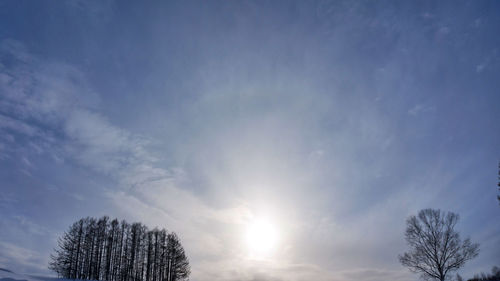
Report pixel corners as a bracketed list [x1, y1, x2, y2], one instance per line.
[1, 1, 499, 280]
[0, 39, 282, 280]
[0, 39, 167, 190]
[0, 242, 48, 274]
[408, 104, 436, 116]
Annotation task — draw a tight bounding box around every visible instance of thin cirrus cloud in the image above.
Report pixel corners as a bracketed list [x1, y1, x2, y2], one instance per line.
[0, 38, 322, 281]
[0, 37, 413, 281]
[1, 1, 500, 281]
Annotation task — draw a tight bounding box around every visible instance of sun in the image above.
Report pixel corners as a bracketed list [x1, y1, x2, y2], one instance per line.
[245, 219, 279, 257]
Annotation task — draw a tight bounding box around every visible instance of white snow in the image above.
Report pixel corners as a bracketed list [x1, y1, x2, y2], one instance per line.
[0, 269, 68, 281]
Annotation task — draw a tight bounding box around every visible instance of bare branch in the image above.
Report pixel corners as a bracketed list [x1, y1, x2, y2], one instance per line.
[399, 209, 479, 281]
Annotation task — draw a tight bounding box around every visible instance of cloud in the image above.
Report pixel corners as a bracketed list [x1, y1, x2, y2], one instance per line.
[0, 194, 18, 208]
[2, 1, 499, 279]
[408, 104, 436, 116]
[0, 39, 290, 280]
[11, 216, 51, 237]
[0, 36, 419, 281]
[0, 39, 165, 189]
[0, 115, 43, 138]
[0, 242, 48, 274]
[339, 268, 410, 281]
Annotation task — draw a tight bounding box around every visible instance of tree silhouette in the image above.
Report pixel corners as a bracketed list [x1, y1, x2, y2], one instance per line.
[468, 266, 500, 281]
[399, 209, 479, 281]
[50, 216, 190, 281]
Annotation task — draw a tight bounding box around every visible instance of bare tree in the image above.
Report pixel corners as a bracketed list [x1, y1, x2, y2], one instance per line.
[399, 209, 479, 281]
[166, 232, 190, 281]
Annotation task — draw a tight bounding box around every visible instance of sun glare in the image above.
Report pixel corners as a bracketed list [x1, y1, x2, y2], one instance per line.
[245, 219, 279, 258]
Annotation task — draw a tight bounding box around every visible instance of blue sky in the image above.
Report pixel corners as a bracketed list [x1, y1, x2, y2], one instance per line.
[0, 1, 499, 280]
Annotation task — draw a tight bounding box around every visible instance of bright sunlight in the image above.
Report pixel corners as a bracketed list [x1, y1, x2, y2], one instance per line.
[245, 219, 279, 258]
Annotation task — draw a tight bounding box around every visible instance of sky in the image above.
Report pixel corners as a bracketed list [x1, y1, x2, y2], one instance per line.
[0, 1, 499, 280]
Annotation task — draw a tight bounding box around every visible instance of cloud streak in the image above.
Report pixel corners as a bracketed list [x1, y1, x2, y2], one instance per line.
[1, 1, 499, 280]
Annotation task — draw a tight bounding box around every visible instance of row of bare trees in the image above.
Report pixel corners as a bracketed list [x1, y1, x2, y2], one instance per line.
[49, 217, 189, 281]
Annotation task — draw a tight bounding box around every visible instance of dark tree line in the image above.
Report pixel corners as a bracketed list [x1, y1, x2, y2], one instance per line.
[49, 217, 190, 281]
[467, 266, 500, 281]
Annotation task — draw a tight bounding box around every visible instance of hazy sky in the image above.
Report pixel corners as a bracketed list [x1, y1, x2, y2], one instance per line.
[1, 1, 499, 281]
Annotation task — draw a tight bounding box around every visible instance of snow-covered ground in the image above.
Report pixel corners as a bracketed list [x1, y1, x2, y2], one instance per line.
[0, 269, 62, 281]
